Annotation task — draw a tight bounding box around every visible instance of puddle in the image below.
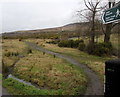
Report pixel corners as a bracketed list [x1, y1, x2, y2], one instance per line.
[7, 74, 37, 88]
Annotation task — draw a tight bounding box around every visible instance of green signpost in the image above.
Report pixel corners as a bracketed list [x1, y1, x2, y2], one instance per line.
[102, 4, 120, 24]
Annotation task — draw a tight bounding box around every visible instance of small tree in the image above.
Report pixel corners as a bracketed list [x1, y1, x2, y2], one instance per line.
[77, 0, 108, 54]
[84, 0, 105, 44]
[77, 0, 106, 43]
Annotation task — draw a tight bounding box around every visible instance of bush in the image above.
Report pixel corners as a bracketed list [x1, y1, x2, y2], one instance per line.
[46, 40, 60, 44]
[86, 42, 113, 56]
[14, 52, 19, 56]
[19, 38, 22, 41]
[78, 42, 86, 51]
[58, 40, 73, 48]
[85, 43, 94, 54]
[4, 52, 11, 57]
[27, 48, 32, 54]
[67, 40, 74, 48]
[58, 40, 69, 47]
[74, 40, 84, 48]
[58, 39, 84, 48]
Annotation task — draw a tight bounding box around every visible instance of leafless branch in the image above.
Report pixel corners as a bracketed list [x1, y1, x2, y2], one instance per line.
[84, 0, 93, 11]
[77, 12, 92, 21]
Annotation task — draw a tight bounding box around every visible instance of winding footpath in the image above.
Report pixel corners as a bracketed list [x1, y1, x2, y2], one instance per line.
[25, 41, 104, 95]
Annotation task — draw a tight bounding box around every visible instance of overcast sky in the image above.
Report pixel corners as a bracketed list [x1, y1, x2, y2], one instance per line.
[0, 0, 119, 33]
[1, 0, 83, 33]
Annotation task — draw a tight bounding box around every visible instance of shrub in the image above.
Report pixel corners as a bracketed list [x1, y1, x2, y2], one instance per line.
[85, 43, 94, 54]
[58, 40, 68, 47]
[14, 52, 19, 56]
[3, 37, 8, 39]
[74, 40, 84, 48]
[19, 38, 22, 41]
[78, 42, 86, 51]
[46, 40, 60, 44]
[5, 52, 11, 57]
[58, 39, 84, 48]
[67, 40, 74, 48]
[112, 48, 120, 56]
[95, 42, 112, 56]
[86, 42, 113, 56]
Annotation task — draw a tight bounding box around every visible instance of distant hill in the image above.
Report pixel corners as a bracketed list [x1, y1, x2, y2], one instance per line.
[2, 22, 90, 39]
[3, 22, 89, 34]
[7, 22, 120, 39]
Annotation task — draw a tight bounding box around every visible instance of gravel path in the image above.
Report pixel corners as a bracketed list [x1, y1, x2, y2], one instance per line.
[25, 41, 104, 95]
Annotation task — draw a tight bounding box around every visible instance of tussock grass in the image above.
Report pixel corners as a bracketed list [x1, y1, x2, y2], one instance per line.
[2, 39, 27, 53]
[13, 50, 87, 95]
[2, 39, 31, 67]
[3, 56, 18, 67]
[2, 39, 28, 67]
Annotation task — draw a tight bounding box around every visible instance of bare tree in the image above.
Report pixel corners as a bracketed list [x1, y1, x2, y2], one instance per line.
[77, 0, 107, 44]
[84, 0, 102, 44]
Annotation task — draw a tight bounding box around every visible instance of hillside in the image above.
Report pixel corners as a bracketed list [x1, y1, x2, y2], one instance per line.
[2, 22, 90, 39]
[2, 21, 119, 39]
[3, 22, 89, 34]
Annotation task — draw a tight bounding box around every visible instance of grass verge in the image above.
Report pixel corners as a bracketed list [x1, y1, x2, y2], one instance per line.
[3, 78, 64, 95]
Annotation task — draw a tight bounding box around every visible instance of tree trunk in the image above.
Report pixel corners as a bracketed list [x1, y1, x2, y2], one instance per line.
[90, 12, 95, 44]
[104, 24, 112, 43]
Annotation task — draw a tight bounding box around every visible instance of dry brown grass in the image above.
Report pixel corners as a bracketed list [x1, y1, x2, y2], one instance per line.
[2, 39, 27, 67]
[13, 50, 87, 95]
[2, 39, 27, 53]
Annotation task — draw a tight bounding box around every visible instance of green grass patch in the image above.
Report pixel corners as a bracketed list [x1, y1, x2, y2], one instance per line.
[3, 78, 64, 95]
